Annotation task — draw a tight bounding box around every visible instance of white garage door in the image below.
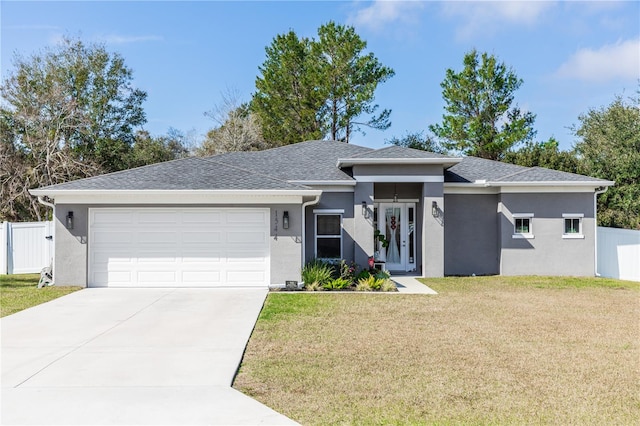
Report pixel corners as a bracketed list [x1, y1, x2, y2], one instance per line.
[88, 208, 270, 287]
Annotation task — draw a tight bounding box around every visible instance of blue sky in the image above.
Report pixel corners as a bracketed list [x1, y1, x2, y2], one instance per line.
[2, 1, 639, 151]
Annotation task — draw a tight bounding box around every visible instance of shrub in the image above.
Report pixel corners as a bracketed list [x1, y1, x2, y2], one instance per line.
[379, 278, 397, 292]
[356, 274, 384, 291]
[356, 270, 372, 281]
[323, 277, 352, 290]
[301, 260, 334, 290]
[337, 260, 357, 282]
[304, 281, 324, 291]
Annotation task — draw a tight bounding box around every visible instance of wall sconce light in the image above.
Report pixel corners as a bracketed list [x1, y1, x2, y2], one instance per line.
[283, 211, 289, 229]
[66, 211, 74, 229]
[431, 201, 438, 217]
[361, 201, 367, 216]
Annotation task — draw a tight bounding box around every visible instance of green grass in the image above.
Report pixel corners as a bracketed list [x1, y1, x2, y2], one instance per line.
[0, 274, 82, 317]
[234, 276, 640, 425]
[421, 274, 639, 291]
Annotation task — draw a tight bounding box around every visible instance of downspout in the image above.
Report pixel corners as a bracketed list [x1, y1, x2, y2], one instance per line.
[36, 196, 55, 284]
[37, 196, 55, 210]
[594, 187, 609, 277]
[301, 194, 321, 268]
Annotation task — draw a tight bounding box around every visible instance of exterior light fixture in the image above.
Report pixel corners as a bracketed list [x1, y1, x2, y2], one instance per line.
[283, 211, 289, 229]
[431, 201, 438, 217]
[361, 201, 367, 216]
[66, 211, 74, 229]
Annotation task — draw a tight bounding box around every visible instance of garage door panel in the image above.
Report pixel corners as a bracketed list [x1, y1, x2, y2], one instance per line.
[138, 231, 179, 244]
[182, 231, 221, 244]
[89, 208, 270, 287]
[137, 270, 177, 283]
[137, 211, 179, 224]
[227, 231, 268, 244]
[92, 211, 133, 226]
[227, 210, 268, 224]
[93, 231, 133, 244]
[182, 211, 222, 224]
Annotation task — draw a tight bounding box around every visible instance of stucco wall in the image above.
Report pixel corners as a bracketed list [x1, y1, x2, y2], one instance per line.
[499, 192, 596, 276]
[444, 194, 500, 276]
[53, 203, 302, 287]
[422, 182, 444, 277]
[354, 182, 374, 267]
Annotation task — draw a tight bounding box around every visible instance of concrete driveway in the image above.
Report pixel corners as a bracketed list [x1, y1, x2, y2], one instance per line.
[1, 288, 297, 425]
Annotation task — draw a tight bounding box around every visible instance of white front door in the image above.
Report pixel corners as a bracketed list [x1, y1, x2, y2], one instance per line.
[378, 203, 416, 272]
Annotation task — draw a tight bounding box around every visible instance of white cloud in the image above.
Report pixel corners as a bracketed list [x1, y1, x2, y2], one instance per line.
[348, 0, 425, 32]
[441, 0, 555, 39]
[555, 38, 640, 82]
[96, 34, 164, 45]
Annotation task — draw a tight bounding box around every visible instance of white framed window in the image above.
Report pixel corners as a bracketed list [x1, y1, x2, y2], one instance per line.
[562, 213, 584, 239]
[512, 213, 534, 239]
[314, 210, 343, 259]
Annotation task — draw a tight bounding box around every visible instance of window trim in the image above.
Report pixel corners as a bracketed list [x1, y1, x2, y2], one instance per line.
[314, 211, 343, 260]
[512, 213, 534, 239]
[562, 213, 585, 239]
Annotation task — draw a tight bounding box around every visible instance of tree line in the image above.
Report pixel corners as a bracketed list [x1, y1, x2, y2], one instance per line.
[1, 26, 638, 229]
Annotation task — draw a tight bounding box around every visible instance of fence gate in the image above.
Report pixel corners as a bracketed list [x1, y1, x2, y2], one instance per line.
[597, 226, 640, 282]
[1, 221, 53, 274]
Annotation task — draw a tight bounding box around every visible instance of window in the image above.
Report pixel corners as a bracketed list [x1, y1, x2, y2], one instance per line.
[562, 214, 584, 239]
[512, 213, 534, 239]
[314, 210, 343, 259]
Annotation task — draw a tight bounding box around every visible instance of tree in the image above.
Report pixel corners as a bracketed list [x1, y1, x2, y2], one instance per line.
[129, 129, 190, 168]
[314, 21, 395, 143]
[251, 22, 394, 145]
[252, 31, 325, 146]
[386, 131, 448, 154]
[198, 89, 267, 155]
[2, 37, 147, 172]
[503, 138, 579, 173]
[573, 93, 640, 229]
[0, 37, 147, 221]
[430, 49, 535, 160]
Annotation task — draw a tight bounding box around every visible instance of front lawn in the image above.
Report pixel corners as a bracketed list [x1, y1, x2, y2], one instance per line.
[0, 274, 82, 317]
[234, 276, 640, 425]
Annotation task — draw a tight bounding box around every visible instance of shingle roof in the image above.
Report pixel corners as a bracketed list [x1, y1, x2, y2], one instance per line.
[445, 157, 530, 182]
[33, 140, 612, 193]
[34, 157, 310, 191]
[211, 140, 372, 181]
[445, 156, 610, 184]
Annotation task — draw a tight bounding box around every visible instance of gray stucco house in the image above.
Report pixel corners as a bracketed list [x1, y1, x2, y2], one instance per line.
[30, 140, 613, 287]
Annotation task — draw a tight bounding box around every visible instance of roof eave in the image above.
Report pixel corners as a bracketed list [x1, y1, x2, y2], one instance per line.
[487, 180, 615, 187]
[29, 188, 323, 198]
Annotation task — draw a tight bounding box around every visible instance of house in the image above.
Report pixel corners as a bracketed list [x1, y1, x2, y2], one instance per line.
[30, 140, 614, 288]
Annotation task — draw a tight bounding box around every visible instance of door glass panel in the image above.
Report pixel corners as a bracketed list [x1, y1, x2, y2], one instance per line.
[408, 206, 415, 264]
[385, 207, 402, 264]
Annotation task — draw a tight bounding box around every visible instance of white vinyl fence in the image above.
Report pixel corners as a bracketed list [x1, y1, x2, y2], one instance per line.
[597, 226, 640, 282]
[1, 221, 53, 275]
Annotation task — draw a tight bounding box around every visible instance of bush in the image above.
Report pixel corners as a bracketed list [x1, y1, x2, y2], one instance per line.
[356, 270, 372, 281]
[301, 260, 334, 290]
[323, 277, 352, 290]
[337, 260, 357, 282]
[379, 278, 397, 292]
